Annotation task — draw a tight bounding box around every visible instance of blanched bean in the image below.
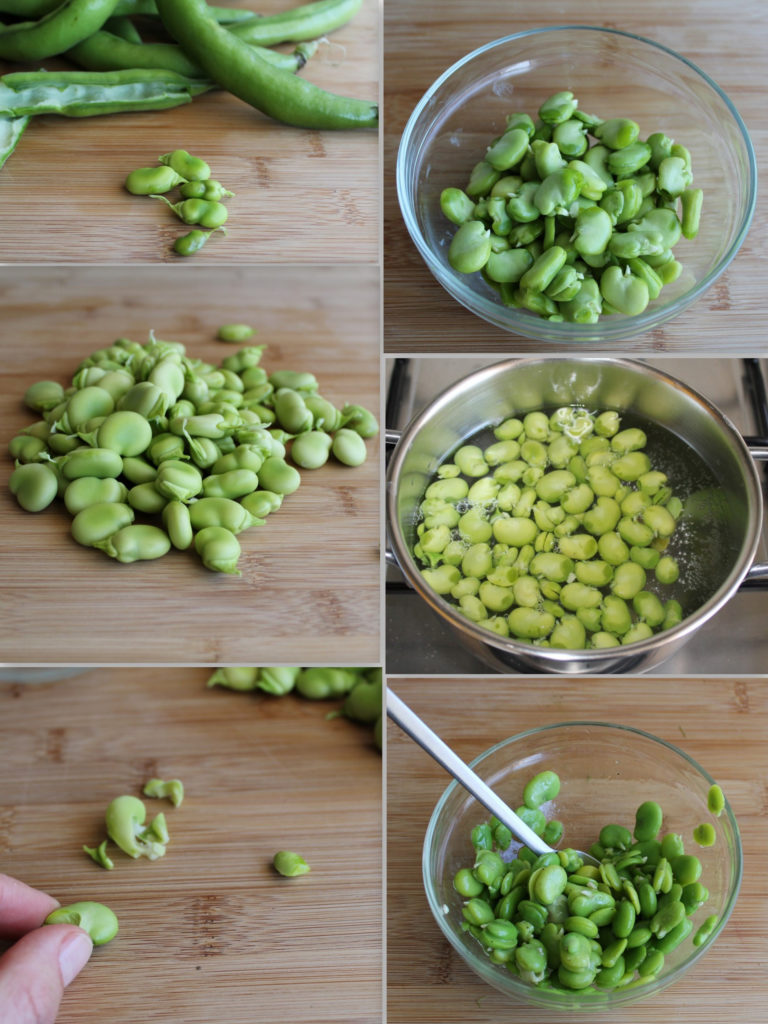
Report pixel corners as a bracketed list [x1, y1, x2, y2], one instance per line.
[453, 770, 715, 992]
[414, 404, 686, 648]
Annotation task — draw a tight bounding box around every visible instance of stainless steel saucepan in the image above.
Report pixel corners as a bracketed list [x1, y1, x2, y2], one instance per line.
[386, 357, 768, 674]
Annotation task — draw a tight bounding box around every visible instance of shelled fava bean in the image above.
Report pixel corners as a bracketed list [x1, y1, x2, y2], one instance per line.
[206, 665, 382, 749]
[125, 149, 236, 257]
[7, 332, 378, 576]
[453, 769, 720, 993]
[413, 406, 684, 648]
[440, 90, 703, 322]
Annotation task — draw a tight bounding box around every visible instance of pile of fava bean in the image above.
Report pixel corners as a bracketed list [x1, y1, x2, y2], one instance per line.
[0, 0, 377, 174]
[455, 769, 721, 994]
[8, 332, 378, 575]
[413, 406, 684, 649]
[125, 148, 236, 257]
[440, 90, 703, 323]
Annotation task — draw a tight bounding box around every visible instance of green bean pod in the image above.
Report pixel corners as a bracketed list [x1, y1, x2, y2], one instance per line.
[0, 68, 213, 118]
[0, 0, 121, 62]
[155, 0, 377, 129]
[0, 111, 28, 169]
[66, 27, 321, 76]
[229, 0, 362, 46]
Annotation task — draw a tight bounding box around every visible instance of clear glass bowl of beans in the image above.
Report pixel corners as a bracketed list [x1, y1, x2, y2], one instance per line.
[396, 26, 756, 343]
[422, 723, 741, 1008]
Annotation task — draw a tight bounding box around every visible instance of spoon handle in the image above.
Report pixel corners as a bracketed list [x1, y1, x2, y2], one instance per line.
[386, 689, 552, 856]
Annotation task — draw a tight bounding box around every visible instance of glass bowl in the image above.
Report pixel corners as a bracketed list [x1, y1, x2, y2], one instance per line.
[396, 26, 757, 344]
[422, 722, 742, 1008]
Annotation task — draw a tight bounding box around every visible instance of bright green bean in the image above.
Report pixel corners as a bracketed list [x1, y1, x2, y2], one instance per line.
[45, 901, 118, 945]
[707, 784, 725, 817]
[162, 499, 193, 549]
[105, 793, 167, 859]
[143, 776, 184, 806]
[71, 500, 135, 546]
[273, 849, 310, 877]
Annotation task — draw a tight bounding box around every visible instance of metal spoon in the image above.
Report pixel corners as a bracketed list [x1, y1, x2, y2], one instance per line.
[387, 688, 598, 865]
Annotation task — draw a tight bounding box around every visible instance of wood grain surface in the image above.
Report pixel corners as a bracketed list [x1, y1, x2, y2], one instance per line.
[0, 666, 382, 1024]
[0, 0, 378, 264]
[383, 0, 768, 354]
[0, 264, 380, 665]
[386, 676, 768, 1023]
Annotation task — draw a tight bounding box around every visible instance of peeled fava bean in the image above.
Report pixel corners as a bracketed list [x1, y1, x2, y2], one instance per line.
[64, 476, 129, 515]
[455, 771, 713, 991]
[258, 456, 301, 495]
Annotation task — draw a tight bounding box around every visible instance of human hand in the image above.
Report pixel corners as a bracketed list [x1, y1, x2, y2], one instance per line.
[0, 874, 92, 1024]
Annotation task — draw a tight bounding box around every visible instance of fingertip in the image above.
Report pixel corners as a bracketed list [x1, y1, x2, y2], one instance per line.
[0, 875, 60, 938]
[57, 927, 93, 987]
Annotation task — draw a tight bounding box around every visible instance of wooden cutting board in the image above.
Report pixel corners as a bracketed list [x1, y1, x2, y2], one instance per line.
[0, 0, 378, 264]
[386, 676, 768, 1024]
[0, 264, 380, 664]
[0, 666, 382, 1024]
[383, 0, 767, 354]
